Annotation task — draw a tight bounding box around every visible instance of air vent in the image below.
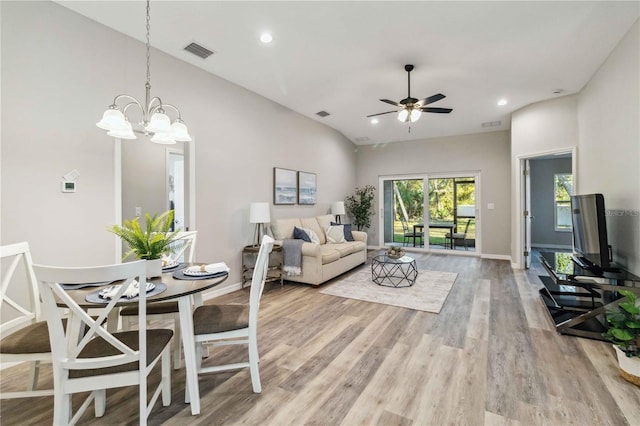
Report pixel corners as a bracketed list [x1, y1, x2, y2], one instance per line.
[354, 136, 370, 143]
[184, 42, 214, 59]
[316, 111, 330, 117]
[481, 120, 502, 128]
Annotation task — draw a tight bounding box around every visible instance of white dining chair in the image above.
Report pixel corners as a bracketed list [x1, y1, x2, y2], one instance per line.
[120, 230, 197, 369]
[0, 241, 54, 399]
[34, 260, 172, 425]
[187, 235, 273, 403]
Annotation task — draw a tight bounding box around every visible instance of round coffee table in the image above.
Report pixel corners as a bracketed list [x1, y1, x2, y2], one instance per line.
[371, 254, 418, 287]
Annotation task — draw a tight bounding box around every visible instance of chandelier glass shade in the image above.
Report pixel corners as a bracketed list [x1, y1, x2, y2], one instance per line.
[96, 0, 191, 144]
[397, 107, 422, 123]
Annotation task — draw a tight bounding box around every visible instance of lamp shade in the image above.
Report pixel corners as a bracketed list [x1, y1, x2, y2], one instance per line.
[150, 131, 177, 145]
[410, 108, 422, 122]
[146, 112, 171, 133]
[332, 201, 346, 215]
[96, 108, 127, 131]
[107, 120, 137, 140]
[170, 120, 192, 142]
[397, 109, 409, 122]
[249, 202, 271, 223]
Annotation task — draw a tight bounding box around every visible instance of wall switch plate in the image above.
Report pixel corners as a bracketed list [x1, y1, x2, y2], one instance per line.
[135, 207, 142, 217]
[61, 181, 76, 193]
[488, 203, 495, 210]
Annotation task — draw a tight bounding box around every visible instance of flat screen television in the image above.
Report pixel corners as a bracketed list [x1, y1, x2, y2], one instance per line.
[570, 193, 612, 272]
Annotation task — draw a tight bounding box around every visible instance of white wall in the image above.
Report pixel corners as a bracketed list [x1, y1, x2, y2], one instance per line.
[355, 130, 511, 257]
[577, 19, 639, 274]
[511, 19, 639, 274]
[1, 2, 356, 287]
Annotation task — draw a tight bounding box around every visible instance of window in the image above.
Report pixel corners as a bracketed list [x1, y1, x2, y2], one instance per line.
[554, 173, 573, 231]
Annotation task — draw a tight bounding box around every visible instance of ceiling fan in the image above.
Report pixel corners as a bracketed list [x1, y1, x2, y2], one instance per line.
[367, 64, 452, 123]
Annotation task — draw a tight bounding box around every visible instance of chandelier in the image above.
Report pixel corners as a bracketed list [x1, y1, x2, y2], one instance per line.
[96, 0, 191, 144]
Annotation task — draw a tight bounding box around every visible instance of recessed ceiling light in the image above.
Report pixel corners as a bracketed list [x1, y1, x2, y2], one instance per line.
[371, 118, 379, 124]
[497, 99, 508, 106]
[260, 32, 273, 44]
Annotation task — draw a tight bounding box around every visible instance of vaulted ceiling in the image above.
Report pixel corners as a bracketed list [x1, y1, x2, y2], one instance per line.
[56, 1, 639, 145]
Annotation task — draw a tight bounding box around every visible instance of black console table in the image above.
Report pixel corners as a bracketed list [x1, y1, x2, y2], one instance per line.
[538, 251, 640, 341]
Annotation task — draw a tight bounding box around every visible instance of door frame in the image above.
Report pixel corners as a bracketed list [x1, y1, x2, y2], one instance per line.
[378, 171, 481, 255]
[514, 146, 577, 269]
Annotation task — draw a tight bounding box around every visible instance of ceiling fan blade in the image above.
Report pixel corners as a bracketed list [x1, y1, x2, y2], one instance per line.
[420, 107, 453, 114]
[380, 99, 401, 107]
[366, 110, 398, 117]
[419, 93, 446, 106]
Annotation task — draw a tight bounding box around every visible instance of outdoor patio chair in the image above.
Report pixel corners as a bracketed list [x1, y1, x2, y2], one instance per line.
[401, 219, 423, 247]
[446, 220, 471, 250]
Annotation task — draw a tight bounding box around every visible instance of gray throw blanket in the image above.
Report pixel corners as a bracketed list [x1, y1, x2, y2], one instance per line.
[282, 239, 304, 276]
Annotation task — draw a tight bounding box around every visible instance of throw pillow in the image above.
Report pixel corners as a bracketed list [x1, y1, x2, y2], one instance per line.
[326, 225, 346, 243]
[293, 226, 311, 243]
[301, 227, 321, 244]
[331, 222, 354, 241]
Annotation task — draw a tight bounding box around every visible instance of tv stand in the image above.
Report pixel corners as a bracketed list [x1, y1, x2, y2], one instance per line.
[539, 251, 640, 341]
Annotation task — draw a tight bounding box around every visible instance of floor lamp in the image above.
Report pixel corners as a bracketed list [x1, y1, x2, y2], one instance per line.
[332, 201, 346, 224]
[250, 202, 271, 247]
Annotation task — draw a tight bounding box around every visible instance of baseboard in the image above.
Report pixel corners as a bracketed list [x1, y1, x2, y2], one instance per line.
[481, 253, 512, 261]
[201, 281, 243, 301]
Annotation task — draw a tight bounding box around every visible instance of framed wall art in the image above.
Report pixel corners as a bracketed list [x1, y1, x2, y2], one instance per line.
[273, 167, 298, 205]
[297, 171, 317, 205]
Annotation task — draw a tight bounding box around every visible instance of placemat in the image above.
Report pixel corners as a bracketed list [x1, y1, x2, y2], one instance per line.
[172, 270, 229, 280]
[85, 282, 167, 304]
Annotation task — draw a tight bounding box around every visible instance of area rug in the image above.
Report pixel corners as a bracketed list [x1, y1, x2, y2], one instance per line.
[320, 267, 458, 313]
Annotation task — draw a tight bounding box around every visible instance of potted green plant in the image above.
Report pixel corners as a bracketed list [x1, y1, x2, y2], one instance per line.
[345, 185, 376, 231]
[604, 289, 640, 386]
[107, 210, 180, 278]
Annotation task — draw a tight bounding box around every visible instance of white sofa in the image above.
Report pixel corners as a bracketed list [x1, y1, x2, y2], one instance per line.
[270, 214, 367, 286]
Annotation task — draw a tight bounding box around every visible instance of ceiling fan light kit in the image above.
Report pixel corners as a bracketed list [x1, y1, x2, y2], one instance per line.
[368, 64, 452, 125]
[96, 0, 192, 144]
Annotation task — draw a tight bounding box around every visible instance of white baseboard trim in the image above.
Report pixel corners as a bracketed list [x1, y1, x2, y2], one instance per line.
[481, 253, 512, 261]
[531, 243, 572, 250]
[201, 281, 243, 301]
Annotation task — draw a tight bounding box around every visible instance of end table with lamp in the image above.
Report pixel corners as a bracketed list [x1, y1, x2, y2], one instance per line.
[246, 202, 281, 287]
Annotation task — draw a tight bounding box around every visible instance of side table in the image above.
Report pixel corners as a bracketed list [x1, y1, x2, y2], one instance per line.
[242, 244, 283, 288]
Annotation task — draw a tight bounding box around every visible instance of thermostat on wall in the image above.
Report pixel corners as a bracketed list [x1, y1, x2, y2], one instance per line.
[61, 181, 76, 193]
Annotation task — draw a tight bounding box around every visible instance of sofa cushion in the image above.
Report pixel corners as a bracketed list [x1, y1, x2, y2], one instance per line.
[331, 241, 364, 257]
[293, 226, 311, 242]
[271, 218, 302, 240]
[326, 225, 347, 243]
[300, 217, 325, 244]
[318, 245, 341, 265]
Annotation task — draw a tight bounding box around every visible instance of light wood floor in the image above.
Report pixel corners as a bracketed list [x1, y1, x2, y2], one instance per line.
[2, 251, 639, 425]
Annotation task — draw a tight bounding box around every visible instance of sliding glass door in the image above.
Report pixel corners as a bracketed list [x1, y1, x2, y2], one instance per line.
[428, 176, 476, 251]
[381, 173, 479, 253]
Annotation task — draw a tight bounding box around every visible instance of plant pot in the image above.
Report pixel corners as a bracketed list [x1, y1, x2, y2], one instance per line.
[145, 258, 162, 278]
[614, 345, 640, 387]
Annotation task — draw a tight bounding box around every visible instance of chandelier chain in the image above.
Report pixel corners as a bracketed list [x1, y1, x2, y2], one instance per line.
[145, 0, 151, 86]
